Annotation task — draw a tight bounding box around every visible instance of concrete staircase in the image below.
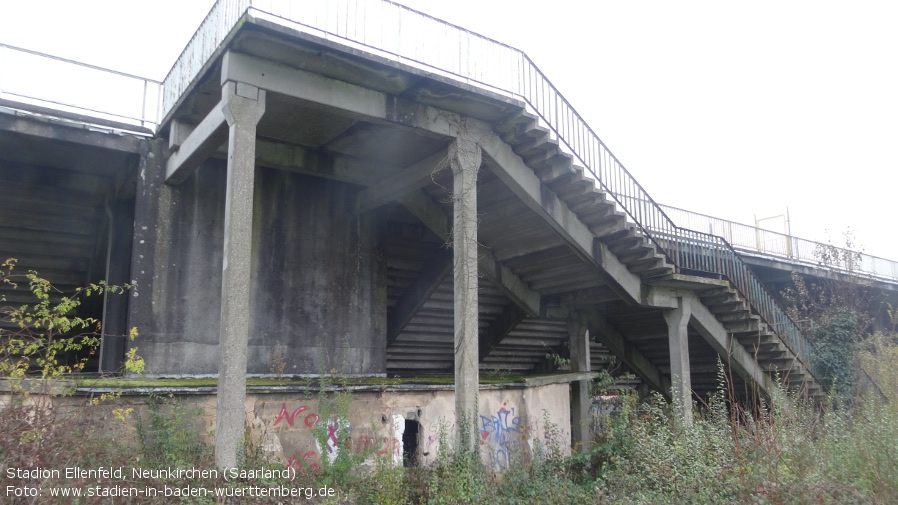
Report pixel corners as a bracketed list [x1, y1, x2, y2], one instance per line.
[495, 108, 825, 400]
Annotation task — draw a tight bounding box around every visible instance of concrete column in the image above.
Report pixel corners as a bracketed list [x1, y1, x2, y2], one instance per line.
[569, 316, 592, 449]
[663, 296, 693, 426]
[215, 81, 266, 470]
[450, 136, 481, 452]
[99, 198, 135, 373]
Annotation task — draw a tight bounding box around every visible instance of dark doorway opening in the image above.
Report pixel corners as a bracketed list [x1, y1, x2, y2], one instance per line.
[403, 419, 420, 466]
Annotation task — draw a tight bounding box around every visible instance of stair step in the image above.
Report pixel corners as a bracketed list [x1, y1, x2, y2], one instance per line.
[496, 109, 538, 136]
[607, 240, 646, 258]
[708, 300, 750, 315]
[754, 349, 788, 360]
[700, 289, 740, 305]
[616, 245, 658, 263]
[567, 193, 608, 214]
[590, 218, 630, 238]
[535, 162, 577, 185]
[738, 338, 783, 352]
[517, 138, 557, 162]
[715, 311, 754, 323]
[633, 265, 675, 277]
[724, 318, 761, 333]
[510, 121, 549, 142]
[579, 205, 622, 226]
[607, 231, 647, 252]
[555, 179, 596, 201]
[626, 256, 666, 271]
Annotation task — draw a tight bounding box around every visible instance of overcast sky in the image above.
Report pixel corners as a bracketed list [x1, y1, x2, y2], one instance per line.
[3, 0, 896, 259]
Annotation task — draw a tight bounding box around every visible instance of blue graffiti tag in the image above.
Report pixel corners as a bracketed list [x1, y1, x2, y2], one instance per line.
[479, 402, 522, 471]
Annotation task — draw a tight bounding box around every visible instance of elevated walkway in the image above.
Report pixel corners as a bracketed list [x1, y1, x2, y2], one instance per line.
[652, 200, 898, 287]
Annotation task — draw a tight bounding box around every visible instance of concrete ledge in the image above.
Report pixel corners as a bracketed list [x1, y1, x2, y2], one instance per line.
[523, 371, 596, 388]
[71, 374, 590, 396]
[0, 378, 76, 396]
[644, 273, 730, 290]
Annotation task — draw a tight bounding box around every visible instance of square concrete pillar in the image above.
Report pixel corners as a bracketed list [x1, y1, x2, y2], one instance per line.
[569, 316, 592, 449]
[216, 81, 266, 470]
[450, 136, 481, 452]
[99, 198, 135, 372]
[664, 296, 693, 427]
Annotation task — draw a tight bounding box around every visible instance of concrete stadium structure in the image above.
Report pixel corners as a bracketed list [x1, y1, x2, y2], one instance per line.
[3, 0, 895, 467]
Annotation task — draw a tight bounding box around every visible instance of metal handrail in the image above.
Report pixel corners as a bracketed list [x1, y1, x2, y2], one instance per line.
[0, 43, 162, 129]
[646, 199, 898, 282]
[160, 0, 821, 381]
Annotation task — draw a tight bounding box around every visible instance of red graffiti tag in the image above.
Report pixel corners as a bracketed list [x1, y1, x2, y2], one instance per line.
[273, 402, 309, 427]
[273, 402, 320, 428]
[286, 450, 320, 471]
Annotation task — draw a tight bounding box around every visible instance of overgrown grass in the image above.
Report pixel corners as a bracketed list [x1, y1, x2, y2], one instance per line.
[4, 378, 898, 504]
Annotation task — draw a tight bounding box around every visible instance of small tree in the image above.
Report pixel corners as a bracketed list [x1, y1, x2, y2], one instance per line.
[0, 258, 141, 381]
[781, 231, 881, 397]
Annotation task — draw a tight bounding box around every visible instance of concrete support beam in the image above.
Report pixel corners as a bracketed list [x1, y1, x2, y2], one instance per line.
[477, 134, 642, 304]
[218, 50, 651, 311]
[398, 192, 541, 317]
[583, 310, 670, 397]
[479, 305, 527, 362]
[98, 198, 135, 372]
[355, 148, 449, 214]
[215, 81, 266, 470]
[664, 296, 693, 426]
[688, 294, 779, 401]
[180, 134, 396, 187]
[222, 51, 387, 121]
[451, 136, 481, 452]
[165, 105, 228, 184]
[569, 315, 592, 449]
[387, 246, 453, 346]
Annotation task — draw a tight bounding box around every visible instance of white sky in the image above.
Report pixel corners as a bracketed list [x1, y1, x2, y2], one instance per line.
[3, 0, 896, 259]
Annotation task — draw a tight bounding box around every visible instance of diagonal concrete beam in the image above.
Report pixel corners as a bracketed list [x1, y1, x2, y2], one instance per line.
[478, 134, 643, 305]
[219, 50, 654, 310]
[387, 246, 453, 346]
[397, 191, 542, 318]
[165, 105, 228, 184]
[582, 308, 671, 398]
[479, 304, 527, 362]
[355, 148, 449, 214]
[216, 51, 788, 402]
[688, 292, 778, 401]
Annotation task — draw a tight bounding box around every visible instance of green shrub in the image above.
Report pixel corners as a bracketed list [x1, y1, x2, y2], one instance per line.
[136, 394, 210, 468]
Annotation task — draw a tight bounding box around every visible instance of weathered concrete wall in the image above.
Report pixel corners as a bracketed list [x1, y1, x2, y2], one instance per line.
[379, 383, 571, 471]
[129, 151, 226, 373]
[129, 151, 386, 375]
[36, 382, 571, 472]
[249, 167, 386, 376]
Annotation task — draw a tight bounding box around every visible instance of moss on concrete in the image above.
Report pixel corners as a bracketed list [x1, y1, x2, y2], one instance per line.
[75, 373, 527, 389]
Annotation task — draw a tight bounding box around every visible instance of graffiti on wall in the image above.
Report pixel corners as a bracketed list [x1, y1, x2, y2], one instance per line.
[271, 402, 403, 471]
[479, 402, 523, 471]
[269, 398, 565, 473]
[421, 401, 546, 472]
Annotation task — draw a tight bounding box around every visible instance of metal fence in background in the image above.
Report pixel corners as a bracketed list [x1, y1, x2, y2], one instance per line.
[650, 200, 898, 282]
[0, 43, 162, 131]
